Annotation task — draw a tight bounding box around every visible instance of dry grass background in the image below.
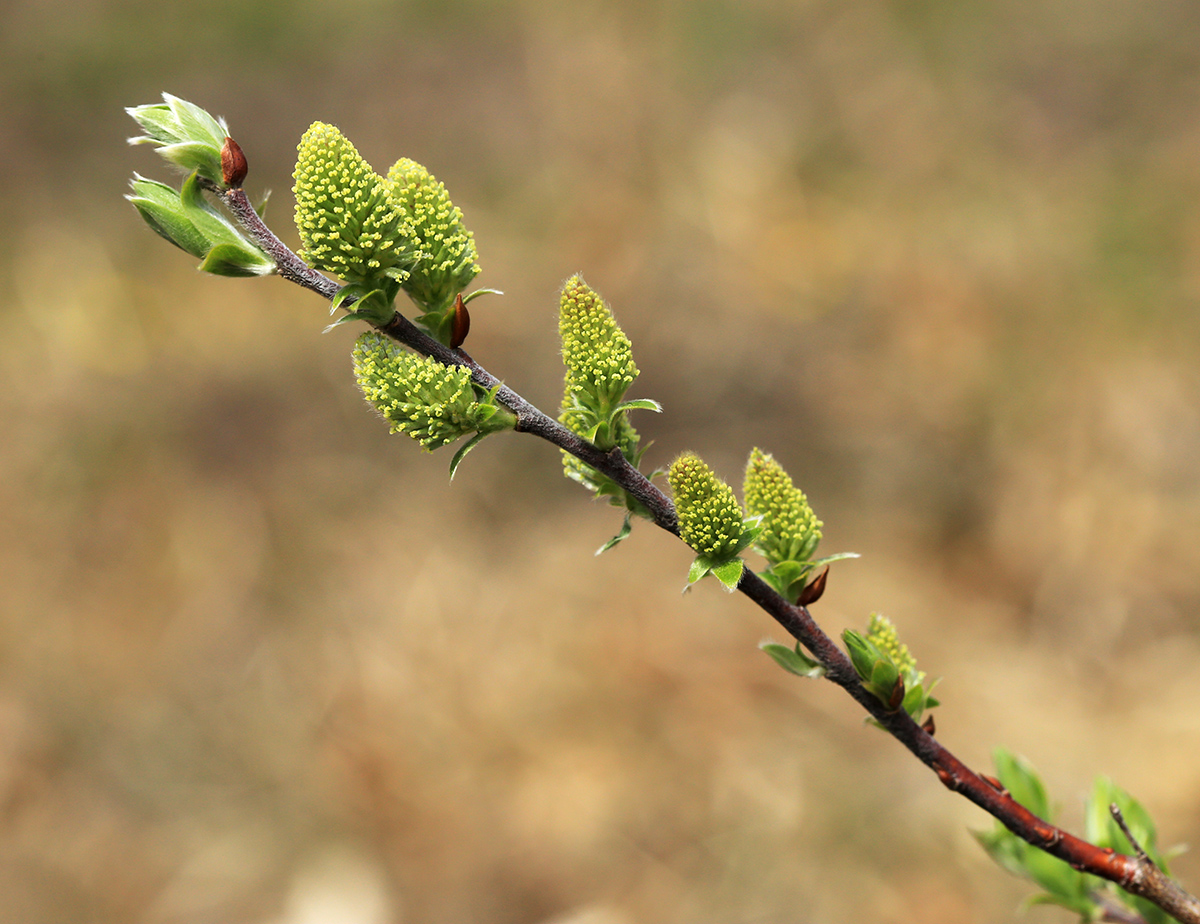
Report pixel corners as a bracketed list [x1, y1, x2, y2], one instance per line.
[3, 1, 1200, 921]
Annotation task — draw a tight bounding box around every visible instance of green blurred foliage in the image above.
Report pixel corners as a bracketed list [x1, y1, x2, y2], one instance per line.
[3, 1, 1200, 922]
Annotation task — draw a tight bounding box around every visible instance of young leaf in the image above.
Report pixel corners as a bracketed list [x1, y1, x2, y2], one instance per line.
[760, 641, 825, 678]
[449, 431, 489, 480]
[595, 514, 633, 555]
[992, 748, 1051, 820]
[686, 557, 713, 588]
[711, 557, 745, 591]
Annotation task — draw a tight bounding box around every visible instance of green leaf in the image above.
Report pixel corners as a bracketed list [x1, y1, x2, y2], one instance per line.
[974, 752, 1104, 921]
[324, 288, 396, 331]
[711, 557, 745, 591]
[613, 398, 663, 414]
[199, 242, 274, 277]
[596, 513, 633, 555]
[767, 560, 812, 586]
[128, 172, 273, 274]
[842, 630, 886, 683]
[761, 559, 815, 602]
[127, 94, 228, 184]
[1020, 890, 1097, 917]
[155, 140, 226, 180]
[869, 657, 900, 696]
[760, 641, 825, 678]
[331, 283, 374, 315]
[900, 683, 929, 721]
[164, 94, 227, 147]
[448, 431, 489, 480]
[127, 180, 211, 257]
[178, 172, 271, 263]
[686, 557, 713, 587]
[972, 827, 1027, 878]
[1021, 842, 1089, 907]
[1086, 777, 1170, 880]
[759, 568, 788, 598]
[992, 748, 1050, 819]
[462, 287, 503, 304]
[809, 551, 861, 568]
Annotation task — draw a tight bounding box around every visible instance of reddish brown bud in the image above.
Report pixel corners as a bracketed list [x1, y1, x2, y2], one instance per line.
[982, 775, 1009, 796]
[886, 676, 906, 711]
[450, 292, 470, 348]
[797, 566, 829, 606]
[921, 714, 936, 736]
[221, 136, 248, 187]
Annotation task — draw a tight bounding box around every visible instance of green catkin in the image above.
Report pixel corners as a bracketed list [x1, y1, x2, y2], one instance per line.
[668, 453, 745, 560]
[559, 275, 638, 412]
[743, 448, 822, 564]
[558, 276, 641, 488]
[353, 332, 480, 449]
[293, 123, 413, 285]
[866, 613, 923, 684]
[385, 158, 479, 314]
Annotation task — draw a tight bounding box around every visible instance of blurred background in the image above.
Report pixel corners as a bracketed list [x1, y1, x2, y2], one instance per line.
[3, 0, 1200, 921]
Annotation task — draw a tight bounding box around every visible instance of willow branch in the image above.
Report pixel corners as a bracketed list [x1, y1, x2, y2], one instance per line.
[216, 184, 1200, 924]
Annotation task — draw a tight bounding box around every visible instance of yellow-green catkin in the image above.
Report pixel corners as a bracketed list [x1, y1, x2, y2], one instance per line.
[866, 613, 922, 683]
[558, 276, 641, 488]
[293, 123, 412, 285]
[743, 448, 822, 564]
[353, 332, 479, 449]
[668, 453, 745, 560]
[385, 158, 479, 313]
[559, 275, 638, 412]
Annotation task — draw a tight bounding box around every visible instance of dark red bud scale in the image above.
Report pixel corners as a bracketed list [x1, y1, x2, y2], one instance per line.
[921, 714, 936, 736]
[887, 676, 906, 711]
[797, 567, 829, 606]
[450, 293, 470, 348]
[221, 136, 248, 187]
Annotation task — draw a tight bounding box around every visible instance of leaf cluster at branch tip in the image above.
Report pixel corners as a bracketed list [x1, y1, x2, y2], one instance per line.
[126, 172, 273, 277]
[842, 613, 939, 723]
[126, 93, 231, 186]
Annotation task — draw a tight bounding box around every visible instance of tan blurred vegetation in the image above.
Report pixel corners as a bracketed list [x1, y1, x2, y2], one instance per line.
[3, 0, 1200, 921]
